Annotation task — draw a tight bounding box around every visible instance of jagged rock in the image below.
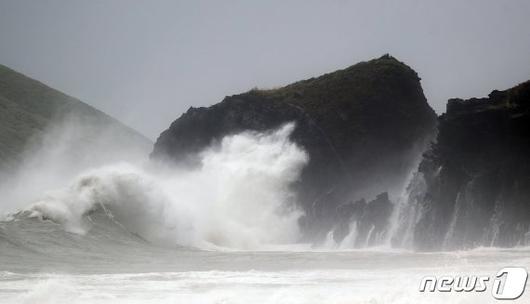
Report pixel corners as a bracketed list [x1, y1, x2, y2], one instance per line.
[332, 198, 367, 243]
[413, 81, 530, 250]
[152, 55, 437, 241]
[332, 192, 393, 246]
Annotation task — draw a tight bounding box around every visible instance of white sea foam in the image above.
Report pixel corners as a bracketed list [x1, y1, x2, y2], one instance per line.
[24, 123, 308, 250]
[4, 265, 526, 304]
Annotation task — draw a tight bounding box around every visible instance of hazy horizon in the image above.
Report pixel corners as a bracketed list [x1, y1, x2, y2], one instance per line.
[1, 0, 529, 139]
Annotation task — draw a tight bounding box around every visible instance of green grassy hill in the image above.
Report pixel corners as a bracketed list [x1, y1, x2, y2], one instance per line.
[0, 64, 151, 173]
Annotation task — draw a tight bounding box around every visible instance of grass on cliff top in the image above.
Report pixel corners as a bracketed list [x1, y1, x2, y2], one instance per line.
[248, 54, 418, 99]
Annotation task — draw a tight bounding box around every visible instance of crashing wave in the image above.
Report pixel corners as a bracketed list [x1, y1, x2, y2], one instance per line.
[19, 123, 308, 250]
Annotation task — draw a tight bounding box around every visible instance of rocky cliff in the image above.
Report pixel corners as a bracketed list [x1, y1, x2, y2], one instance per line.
[152, 55, 437, 241]
[409, 81, 530, 250]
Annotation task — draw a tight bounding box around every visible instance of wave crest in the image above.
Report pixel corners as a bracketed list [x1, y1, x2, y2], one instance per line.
[24, 123, 308, 250]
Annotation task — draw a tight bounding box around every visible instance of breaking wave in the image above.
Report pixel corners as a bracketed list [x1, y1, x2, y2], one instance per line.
[14, 123, 308, 250]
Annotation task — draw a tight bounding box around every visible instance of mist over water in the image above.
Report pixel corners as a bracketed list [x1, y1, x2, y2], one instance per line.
[0, 115, 150, 216]
[10, 123, 306, 250]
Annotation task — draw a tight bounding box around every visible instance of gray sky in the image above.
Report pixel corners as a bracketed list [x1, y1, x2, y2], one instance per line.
[1, 0, 529, 139]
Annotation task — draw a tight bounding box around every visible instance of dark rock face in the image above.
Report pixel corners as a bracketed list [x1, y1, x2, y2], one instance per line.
[333, 192, 393, 246]
[413, 81, 530, 250]
[152, 55, 437, 241]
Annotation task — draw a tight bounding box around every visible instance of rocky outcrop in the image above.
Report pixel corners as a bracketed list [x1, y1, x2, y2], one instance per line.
[152, 55, 437, 242]
[412, 81, 530, 250]
[333, 192, 393, 247]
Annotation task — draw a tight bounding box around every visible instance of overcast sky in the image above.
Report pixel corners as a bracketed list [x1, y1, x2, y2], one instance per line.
[1, 0, 529, 139]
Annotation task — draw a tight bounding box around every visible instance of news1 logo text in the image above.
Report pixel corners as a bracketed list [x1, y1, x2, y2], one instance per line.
[419, 267, 528, 300]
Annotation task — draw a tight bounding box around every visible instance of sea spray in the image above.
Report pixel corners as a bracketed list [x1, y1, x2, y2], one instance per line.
[0, 115, 150, 218]
[25, 123, 308, 250]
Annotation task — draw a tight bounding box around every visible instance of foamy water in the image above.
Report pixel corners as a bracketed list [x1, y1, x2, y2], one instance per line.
[20, 123, 307, 250]
[1, 247, 529, 304]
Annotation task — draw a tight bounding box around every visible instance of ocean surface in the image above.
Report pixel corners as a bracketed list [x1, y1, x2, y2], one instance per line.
[0, 212, 529, 304]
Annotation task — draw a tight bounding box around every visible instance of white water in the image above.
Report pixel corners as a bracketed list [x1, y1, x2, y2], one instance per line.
[1, 248, 529, 304]
[22, 123, 307, 250]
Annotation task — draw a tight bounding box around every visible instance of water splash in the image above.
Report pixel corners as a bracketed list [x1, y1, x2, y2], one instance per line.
[386, 171, 428, 248]
[22, 123, 308, 250]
